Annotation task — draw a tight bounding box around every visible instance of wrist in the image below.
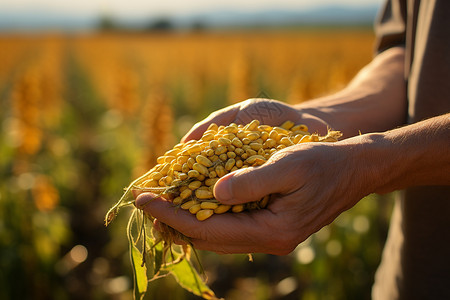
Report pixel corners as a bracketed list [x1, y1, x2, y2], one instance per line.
[341, 132, 402, 195]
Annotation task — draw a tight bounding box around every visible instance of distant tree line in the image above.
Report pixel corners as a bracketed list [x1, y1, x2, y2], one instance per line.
[96, 15, 207, 32]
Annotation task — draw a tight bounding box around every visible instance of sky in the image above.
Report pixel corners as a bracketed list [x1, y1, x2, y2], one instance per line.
[0, 0, 384, 19]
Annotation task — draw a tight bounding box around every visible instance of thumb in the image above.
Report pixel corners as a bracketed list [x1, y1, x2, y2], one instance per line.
[213, 164, 280, 205]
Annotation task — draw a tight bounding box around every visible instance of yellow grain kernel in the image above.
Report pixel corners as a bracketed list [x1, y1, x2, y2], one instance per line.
[201, 132, 215, 141]
[187, 144, 202, 154]
[246, 132, 260, 141]
[160, 163, 171, 176]
[225, 158, 236, 171]
[298, 135, 311, 143]
[177, 155, 189, 164]
[188, 180, 202, 190]
[180, 189, 193, 200]
[172, 163, 182, 172]
[293, 134, 304, 144]
[227, 151, 237, 159]
[245, 155, 267, 165]
[215, 146, 227, 155]
[172, 197, 183, 205]
[291, 124, 308, 132]
[242, 138, 251, 145]
[235, 159, 243, 168]
[156, 156, 166, 164]
[196, 155, 213, 167]
[189, 203, 202, 214]
[214, 204, 231, 214]
[209, 140, 219, 149]
[231, 137, 243, 148]
[269, 130, 280, 141]
[187, 157, 196, 168]
[192, 163, 209, 176]
[195, 189, 214, 199]
[152, 172, 163, 181]
[188, 169, 200, 178]
[143, 179, 159, 187]
[164, 176, 173, 185]
[181, 163, 190, 173]
[207, 123, 218, 132]
[260, 131, 269, 141]
[235, 148, 245, 156]
[200, 202, 219, 210]
[196, 209, 214, 221]
[280, 137, 294, 146]
[244, 119, 260, 131]
[246, 149, 257, 156]
[205, 178, 219, 186]
[215, 165, 227, 177]
[258, 125, 273, 132]
[273, 126, 290, 134]
[218, 137, 232, 146]
[165, 149, 180, 156]
[232, 204, 245, 213]
[249, 142, 263, 151]
[280, 120, 295, 130]
[224, 125, 238, 134]
[219, 153, 228, 161]
[179, 173, 188, 180]
[164, 156, 176, 164]
[223, 133, 236, 140]
[236, 130, 246, 139]
[259, 195, 270, 208]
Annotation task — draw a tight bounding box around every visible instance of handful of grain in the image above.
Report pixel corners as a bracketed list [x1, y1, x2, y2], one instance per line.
[106, 119, 341, 224]
[104, 119, 341, 299]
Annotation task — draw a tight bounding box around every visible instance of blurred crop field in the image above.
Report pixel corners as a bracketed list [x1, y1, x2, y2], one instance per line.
[0, 29, 394, 300]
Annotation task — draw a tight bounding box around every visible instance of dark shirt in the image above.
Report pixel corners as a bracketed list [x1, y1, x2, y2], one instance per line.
[372, 1, 450, 299]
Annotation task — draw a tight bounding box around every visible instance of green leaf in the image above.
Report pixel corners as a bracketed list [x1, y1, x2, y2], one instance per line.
[127, 210, 148, 300]
[166, 257, 217, 300]
[130, 242, 148, 299]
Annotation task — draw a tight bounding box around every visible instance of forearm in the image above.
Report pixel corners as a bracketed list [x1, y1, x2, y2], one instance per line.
[352, 114, 450, 194]
[295, 47, 407, 137]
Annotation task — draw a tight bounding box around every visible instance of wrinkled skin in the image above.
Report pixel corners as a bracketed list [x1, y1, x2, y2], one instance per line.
[180, 98, 330, 142]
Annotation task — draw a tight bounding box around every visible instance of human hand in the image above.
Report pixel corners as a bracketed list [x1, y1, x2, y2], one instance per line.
[136, 136, 373, 255]
[181, 98, 330, 142]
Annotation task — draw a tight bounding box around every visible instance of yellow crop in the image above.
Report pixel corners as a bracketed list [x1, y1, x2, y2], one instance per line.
[106, 120, 342, 226]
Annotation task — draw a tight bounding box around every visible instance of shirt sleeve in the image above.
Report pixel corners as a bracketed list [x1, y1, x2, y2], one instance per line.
[374, 0, 407, 54]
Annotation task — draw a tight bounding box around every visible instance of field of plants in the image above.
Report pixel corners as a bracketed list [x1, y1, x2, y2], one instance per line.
[0, 29, 394, 300]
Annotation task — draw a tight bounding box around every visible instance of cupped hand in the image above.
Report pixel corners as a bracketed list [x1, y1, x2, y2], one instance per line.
[181, 98, 330, 142]
[136, 137, 373, 255]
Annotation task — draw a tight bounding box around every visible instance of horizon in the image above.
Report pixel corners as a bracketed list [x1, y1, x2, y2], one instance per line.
[0, 0, 383, 31]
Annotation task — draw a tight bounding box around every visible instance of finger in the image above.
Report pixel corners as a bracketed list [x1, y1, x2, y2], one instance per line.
[136, 192, 205, 237]
[136, 193, 279, 250]
[213, 161, 286, 205]
[135, 192, 162, 208]
[188, 210, 293, 255]
[180, 105, 239, 142]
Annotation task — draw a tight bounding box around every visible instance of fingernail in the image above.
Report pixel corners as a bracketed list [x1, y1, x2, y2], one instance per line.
[214, 173, 233, 202]
[135, 192, 158, 209]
